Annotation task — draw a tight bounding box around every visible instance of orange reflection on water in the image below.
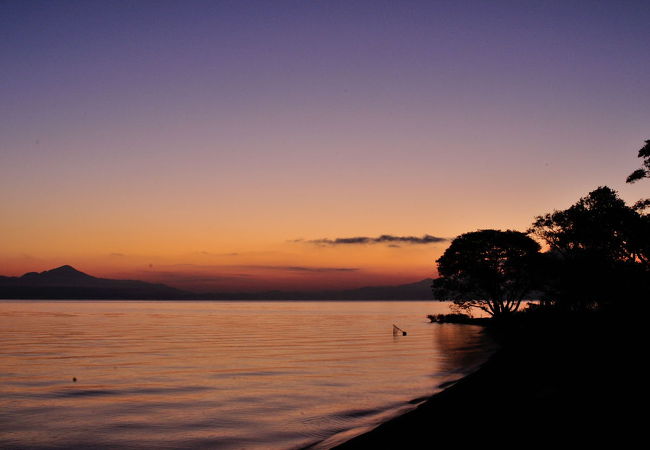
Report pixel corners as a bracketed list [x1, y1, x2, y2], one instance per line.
[0, 301, 494, 449]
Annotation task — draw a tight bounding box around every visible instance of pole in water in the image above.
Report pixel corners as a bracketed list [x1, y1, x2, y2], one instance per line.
[393, 324, 407, 336]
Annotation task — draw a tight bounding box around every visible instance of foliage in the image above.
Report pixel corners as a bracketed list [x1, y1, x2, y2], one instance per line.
[626, 139, 650, 183]
[528, 186, 649, 310]
[432, 229, 541, 318]
[426, 313, 483, 324]
[529, 186, 648, 265]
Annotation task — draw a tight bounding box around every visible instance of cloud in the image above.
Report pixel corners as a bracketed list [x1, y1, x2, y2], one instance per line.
[296, 234, 447, 246]
[273, 266, 358, 272]
[150, 264, 359, 273]
[132, 271, 253, 283]
[199, 251, 239, 257]
[127, 265, 360, 291]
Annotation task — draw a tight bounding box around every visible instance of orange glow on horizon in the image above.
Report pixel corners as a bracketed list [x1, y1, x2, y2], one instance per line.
[0, 238, 445, 291]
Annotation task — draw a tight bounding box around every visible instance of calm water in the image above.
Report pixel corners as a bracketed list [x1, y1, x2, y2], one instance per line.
[0, 301, 494, 449]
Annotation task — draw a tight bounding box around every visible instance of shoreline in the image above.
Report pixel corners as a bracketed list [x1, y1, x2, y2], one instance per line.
[304, 334, 495, 450]
[333, 312, 638, 448]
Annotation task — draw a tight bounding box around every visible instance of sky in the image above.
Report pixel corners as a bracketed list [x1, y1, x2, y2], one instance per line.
[1, 0, 649, 291]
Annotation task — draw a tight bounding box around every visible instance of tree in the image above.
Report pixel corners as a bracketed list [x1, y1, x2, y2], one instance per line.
[432, 229, 541, 318]
[529, 186, 647, 264]
[528, 186, 649, 310]
[626, 139, 650, 183]
[625, 139, 650, 213]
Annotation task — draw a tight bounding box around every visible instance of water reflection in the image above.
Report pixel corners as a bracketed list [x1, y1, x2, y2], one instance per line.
[434, 323, 495, 374]
[0, 301, 493, 449]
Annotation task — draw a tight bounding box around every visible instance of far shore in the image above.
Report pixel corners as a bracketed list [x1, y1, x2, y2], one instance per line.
[332, 310, 639, 448]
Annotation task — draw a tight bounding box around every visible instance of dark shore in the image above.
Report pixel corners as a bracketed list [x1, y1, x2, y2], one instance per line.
[334, 310, 640, 449]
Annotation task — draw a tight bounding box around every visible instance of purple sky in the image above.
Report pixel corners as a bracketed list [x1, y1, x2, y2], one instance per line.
[1, 0, 649, 289]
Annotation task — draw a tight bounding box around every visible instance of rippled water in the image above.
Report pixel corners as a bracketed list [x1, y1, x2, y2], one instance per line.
[0, 301, 494, 449]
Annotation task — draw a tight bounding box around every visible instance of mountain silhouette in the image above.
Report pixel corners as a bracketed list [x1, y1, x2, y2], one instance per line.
[0, 265, 189, 299]
[196, 278, 435, 300]
[0, 266, 435, 300]
[19, 265, 98, 284]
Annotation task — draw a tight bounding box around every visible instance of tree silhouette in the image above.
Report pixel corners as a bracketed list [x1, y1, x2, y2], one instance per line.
[530, 186, 648, 267]
[626, 139, 650, 183]
[432, 229, 541, 318]
[529, 186, 649, 310]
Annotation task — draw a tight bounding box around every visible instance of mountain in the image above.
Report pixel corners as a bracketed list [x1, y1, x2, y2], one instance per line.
[18, 265, 100, 284]
[197, 278, 435, 301]
[0, 265, 434, 300]
[330, 278, 434, 300]
[0, 265, 189, 299]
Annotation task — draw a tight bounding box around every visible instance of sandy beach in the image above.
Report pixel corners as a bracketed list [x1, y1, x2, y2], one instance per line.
[334, 311, 639, 449]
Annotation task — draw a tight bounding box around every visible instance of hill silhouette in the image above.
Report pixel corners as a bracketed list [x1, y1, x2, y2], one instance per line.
[0, 266, 435, 300]
[0, 265, 189, 299]
[194, 278, 434, 301]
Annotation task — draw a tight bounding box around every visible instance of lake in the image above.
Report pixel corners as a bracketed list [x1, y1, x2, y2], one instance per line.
[0, 301, 494, 449]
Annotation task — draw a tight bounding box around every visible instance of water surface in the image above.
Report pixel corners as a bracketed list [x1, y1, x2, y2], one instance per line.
[0, 301, 494, 449]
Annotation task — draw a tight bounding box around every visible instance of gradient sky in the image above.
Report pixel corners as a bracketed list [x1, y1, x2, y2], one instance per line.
[1, 0, 649, 291]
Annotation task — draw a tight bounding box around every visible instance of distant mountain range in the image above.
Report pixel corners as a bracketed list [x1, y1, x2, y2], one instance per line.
[200, 278, 435, 301]
[0, 265, 188, 299]
[0, 265, 435, 301]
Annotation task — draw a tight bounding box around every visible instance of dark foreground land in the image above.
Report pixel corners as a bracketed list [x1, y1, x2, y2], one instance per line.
[335, 308, 641, 449]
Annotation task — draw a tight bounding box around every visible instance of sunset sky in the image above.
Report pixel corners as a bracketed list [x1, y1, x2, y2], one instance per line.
[1, 0, 649, 291]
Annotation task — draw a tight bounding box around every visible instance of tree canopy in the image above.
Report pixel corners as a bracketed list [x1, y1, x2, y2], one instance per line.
[528, 186, 649, 309]
[432, 229, 541, 318]
[529, 186, 648, 265]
